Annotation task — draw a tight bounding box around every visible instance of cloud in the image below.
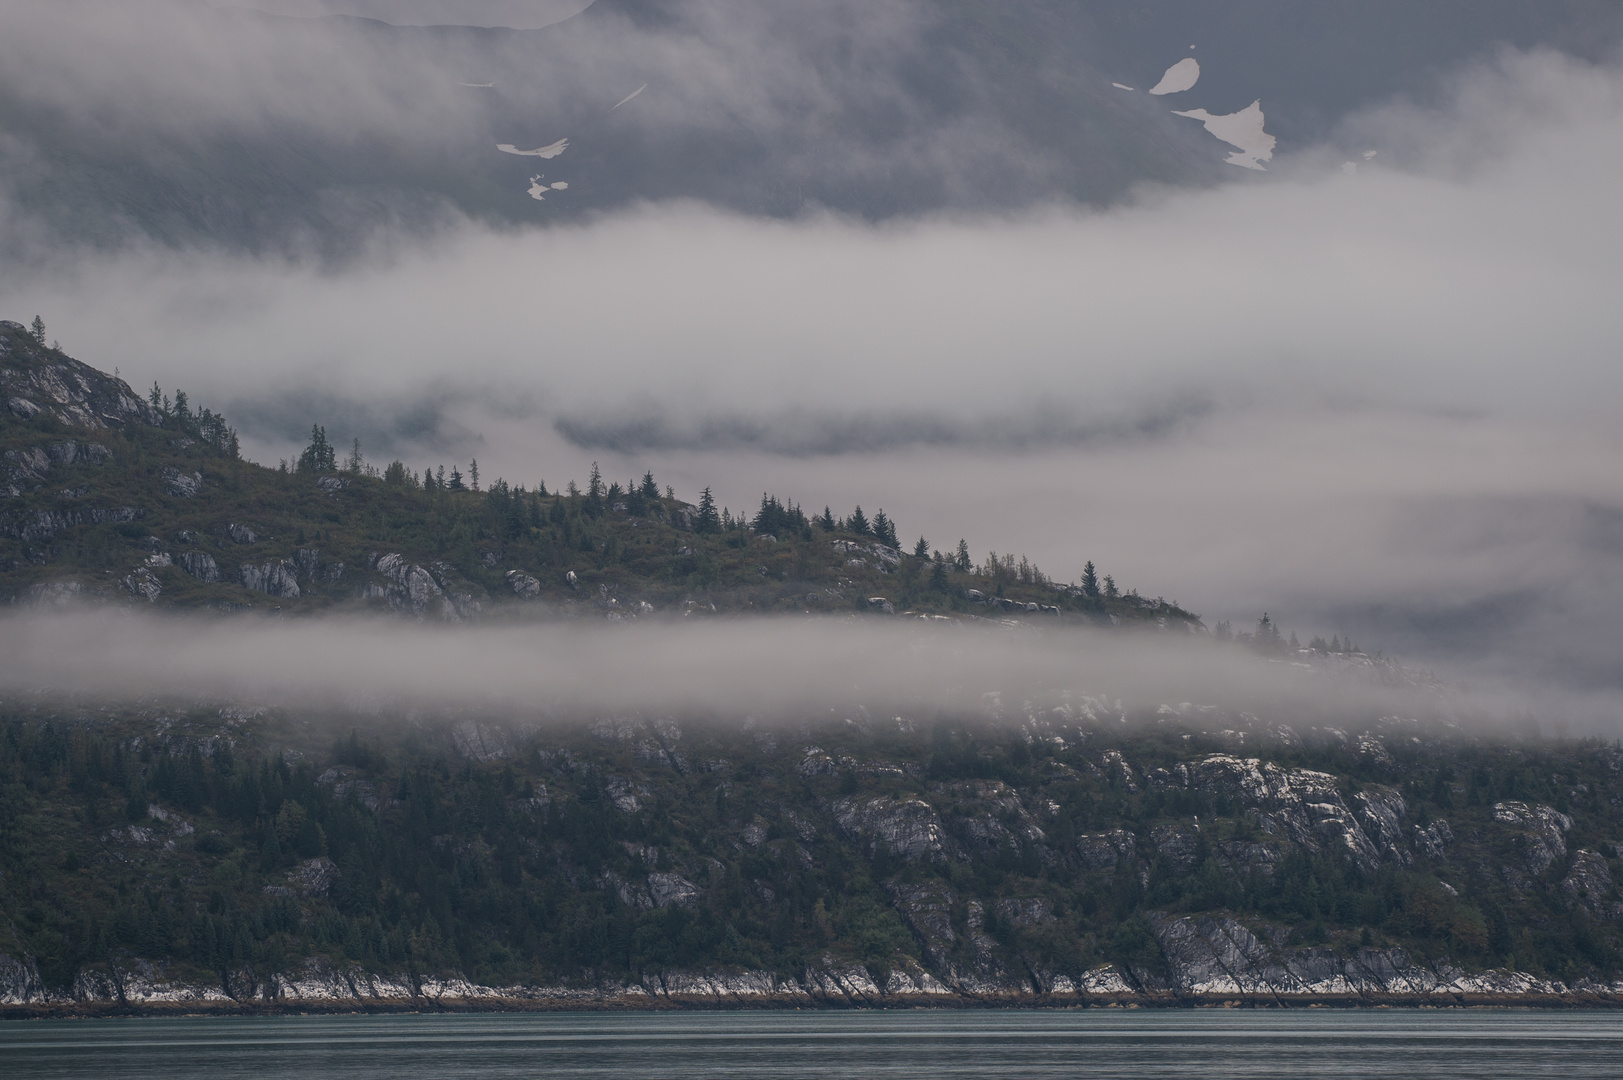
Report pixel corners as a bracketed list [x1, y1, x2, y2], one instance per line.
[1, 46, 1621, 719]
[0, 612, 1498, 731]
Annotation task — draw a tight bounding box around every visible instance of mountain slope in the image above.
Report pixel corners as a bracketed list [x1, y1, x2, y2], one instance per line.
[0, 319, 1190, 623]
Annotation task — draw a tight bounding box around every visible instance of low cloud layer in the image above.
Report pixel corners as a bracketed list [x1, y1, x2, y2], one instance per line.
[1, 46, 1620, 719]
[0, 612, 1495, 731]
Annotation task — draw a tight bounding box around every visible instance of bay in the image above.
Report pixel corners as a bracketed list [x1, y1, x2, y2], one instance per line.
[4, 1009, 1622, 1079]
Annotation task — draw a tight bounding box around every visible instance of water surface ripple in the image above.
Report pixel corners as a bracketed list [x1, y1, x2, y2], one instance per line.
[4, 1009, 1622, 1079]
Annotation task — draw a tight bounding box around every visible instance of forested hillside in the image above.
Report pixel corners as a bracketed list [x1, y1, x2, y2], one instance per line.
[1, 319, 1190, 627]
[2, 702, 1621, 1011]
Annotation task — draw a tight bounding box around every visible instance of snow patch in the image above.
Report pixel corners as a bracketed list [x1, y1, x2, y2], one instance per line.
[498, 138, 568, 159]
[1112, 82, 1134, 91]
[1149, 58, 1199, 96]
[1172, 100, 1275, 170]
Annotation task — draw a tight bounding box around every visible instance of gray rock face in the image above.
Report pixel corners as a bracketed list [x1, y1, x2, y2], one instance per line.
[1077, 829, 1136, 871]
[316, 476, 348, 494]
[1561, 849, 1623, 918]
[287, 857, 339, 898]
[179, 551, 219, 583]
[1494, 801, 1573, 881]
[0, 505, 142, 542]
[227, 523, 258, 544]
[0, 322, 162, 430]
[1150, 823, 1203, 873]
[888, 881, 957, 967]
[832, 794, 948, 860]
[1414, 819, 1454, 859]
[121, 566, 162, 602]
[22, 581, 87, 607]
[648, 873, 703, 908]
[162, 466, 202, 497]
[1172, 754, 1389, 871]
[240, 560, 300, 598]
[371, 553, 442, 615]
[1149, 912, 1583, 1000]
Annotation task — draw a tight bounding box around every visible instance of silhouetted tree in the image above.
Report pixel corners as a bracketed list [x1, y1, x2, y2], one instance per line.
[1082, 560, 1100, 598]
[298, 425, 337, 473]
[848, 506, 871, 536]
[913, 536, 930, 558]
[695, 487, 720, 533]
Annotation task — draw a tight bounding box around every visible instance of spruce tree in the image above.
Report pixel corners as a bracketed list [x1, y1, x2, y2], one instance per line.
[29, 315, 45, 345]
[817, 506, 836, 531]
[873, 510, 898, 548]
[913, 536, 930, 558]
[470, 459, 480, 492]
[695, 487, 720, 533]
[298, 425, 336, 473]
[930, 551, 950, 590]
[1082, 561, 1099, 598]
[640, 471, 659, 499]
[449, 467, 466, 491]
[849, 505, 870, 536]
[955, 539, 971, 572]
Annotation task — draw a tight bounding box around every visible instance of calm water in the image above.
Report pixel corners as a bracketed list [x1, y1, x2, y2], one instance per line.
[4, 1009, 1622, 1079]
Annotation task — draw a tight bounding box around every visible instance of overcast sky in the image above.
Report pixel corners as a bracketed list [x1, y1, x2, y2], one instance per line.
[1, 5, 1619, 724]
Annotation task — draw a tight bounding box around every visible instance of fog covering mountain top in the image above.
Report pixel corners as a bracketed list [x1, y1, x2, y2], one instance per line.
[5, 0, 1623, 252]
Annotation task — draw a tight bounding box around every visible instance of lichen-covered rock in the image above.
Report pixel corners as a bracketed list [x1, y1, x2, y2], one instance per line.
[371, 552, 442, 615]
[507, 569, 541, 598]
[121, 566, 162, 601]
[888, 881, 957, 966]
[1560, 849, 1622, 918]
[162, 466, 202, 497]
[1077, 829, 1136, 871]
[0, 321, 162, 430]
[288, 857, 339, 898]
[178, 550, 219, 583]
[240, 560, 300, 598]
[1494, 801, 1572, 879]
[0, 505, 142, 542]
[833, 794, 948, 860]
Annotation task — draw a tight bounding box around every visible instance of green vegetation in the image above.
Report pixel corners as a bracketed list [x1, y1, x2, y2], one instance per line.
[1, 346, 1192, 625]
[1, 708, 1620, 994]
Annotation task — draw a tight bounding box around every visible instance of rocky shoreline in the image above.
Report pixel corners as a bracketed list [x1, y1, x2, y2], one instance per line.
[8, 919, 1623, 1018]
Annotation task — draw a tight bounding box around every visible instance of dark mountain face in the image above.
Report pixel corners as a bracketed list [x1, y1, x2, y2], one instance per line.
[2, 1, 1619, 254]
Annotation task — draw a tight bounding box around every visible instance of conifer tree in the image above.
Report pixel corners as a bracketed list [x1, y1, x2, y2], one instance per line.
[849, 505, 870, 536]
[29, 315, 45, 345]
[695, 487, 720, 533]
[298, 425, 337, 473]
[914, 536, 930, 558]
[817, 506, 836, 531]
[873, 510, 898, 548]
[449, 467, 466, 491]
[1082, 561, 1099, 598]
[470, 459, 480, 492]
[640, 471, 659, 499]
[955, 539, 971, 572]
[930, 551, 950, 590]
[1103, 575, 1118, 599]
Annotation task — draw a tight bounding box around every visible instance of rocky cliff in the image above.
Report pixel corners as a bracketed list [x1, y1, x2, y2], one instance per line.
[2, 703, 1620, 1015]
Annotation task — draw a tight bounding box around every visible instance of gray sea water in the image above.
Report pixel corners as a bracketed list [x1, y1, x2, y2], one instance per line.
[4, 1009, 1622, 1079]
